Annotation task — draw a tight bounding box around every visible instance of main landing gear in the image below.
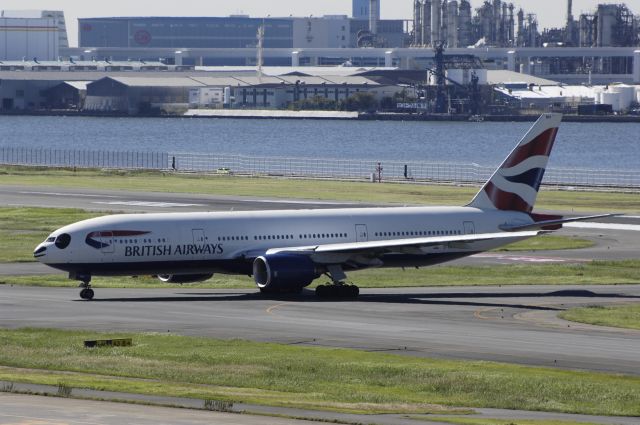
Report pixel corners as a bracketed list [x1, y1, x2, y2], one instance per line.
[315, 265, 360, 299]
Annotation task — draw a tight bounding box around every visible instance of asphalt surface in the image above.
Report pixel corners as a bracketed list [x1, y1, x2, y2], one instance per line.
[2, 389, 639, 425]
[1, 284, 639, 375]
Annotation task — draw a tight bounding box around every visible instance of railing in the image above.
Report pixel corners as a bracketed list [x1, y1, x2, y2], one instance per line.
[0, 147, 168, 170]
[1, 146, 638, 189]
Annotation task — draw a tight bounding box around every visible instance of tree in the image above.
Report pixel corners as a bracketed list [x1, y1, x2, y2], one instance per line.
[341, 92, 378, 112]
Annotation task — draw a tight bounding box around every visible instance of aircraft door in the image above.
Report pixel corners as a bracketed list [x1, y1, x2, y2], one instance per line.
[101, 231, 114, 254]
[464, 221, 476, 235]
[355, 224, 368, 242]
[192, 229, 207, 259]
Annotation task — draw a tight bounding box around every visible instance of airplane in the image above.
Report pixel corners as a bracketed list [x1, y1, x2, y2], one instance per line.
[34, 113, 612, 300]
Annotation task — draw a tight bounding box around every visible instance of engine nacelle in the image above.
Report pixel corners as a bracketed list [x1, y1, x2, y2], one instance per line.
[253, 254, 318, 293]
[157, 274, 214, 284]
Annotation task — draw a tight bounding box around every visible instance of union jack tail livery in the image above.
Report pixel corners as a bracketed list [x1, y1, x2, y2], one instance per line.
[469, 113, 562, 213]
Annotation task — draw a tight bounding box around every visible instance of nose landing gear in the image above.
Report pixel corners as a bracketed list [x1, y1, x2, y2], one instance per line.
[79, 285, 95, 301]
[72, 273, 94, 301]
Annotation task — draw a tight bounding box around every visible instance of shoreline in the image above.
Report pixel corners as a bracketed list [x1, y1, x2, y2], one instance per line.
[1, 110, 640, 123]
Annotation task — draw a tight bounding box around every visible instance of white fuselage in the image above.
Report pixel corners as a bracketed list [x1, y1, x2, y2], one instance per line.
[35, 206, 534, 277]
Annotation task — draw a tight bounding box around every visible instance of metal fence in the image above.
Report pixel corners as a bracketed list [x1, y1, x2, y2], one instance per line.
[0, 147, 168, 170]
[1, 146, 639, 189]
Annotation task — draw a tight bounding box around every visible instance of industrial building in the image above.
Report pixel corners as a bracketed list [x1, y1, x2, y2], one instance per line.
[0, 66, 400, 114]
[0, 15, 60, 61]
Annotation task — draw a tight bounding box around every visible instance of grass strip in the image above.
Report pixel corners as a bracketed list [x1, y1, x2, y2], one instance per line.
[0, 207, 594, 264]
[2, 260, 639, 289]
[559, 304, 640, 330]
[1, 166, 639, 213]
[0, 328, 639, 416]
[0, 208, 103, 263]
[413, 417, 600, 425]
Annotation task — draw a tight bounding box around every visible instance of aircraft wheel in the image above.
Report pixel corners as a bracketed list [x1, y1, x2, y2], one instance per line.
[316, 285, 328, 298]
[80, 288, 94, 300]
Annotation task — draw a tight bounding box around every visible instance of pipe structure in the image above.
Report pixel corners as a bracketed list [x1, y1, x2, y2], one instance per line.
[431, 0, 441, 45]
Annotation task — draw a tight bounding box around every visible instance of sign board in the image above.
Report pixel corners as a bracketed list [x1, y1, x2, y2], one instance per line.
[84, 338, 133, 348]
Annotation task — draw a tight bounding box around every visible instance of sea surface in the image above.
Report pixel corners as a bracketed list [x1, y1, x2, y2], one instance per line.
[1, 116, 638, 170]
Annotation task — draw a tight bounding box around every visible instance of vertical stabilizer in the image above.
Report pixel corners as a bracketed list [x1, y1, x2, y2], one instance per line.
[468, 113, 562, 213]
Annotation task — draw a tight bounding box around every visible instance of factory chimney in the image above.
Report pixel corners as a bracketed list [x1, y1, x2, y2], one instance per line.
[369, 0, 379, 34]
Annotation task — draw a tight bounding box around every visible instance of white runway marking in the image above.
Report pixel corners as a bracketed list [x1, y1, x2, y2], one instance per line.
[250, 199, 352, 205]
[564, 222, 640, 232]
[93, 201, 205, 208]
[472, 253, 580, 263]
[20, 191, 119, 198]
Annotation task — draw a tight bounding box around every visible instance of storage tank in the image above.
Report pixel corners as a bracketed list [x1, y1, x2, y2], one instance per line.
[611, 85, 635, 110]
[635, 86, 640, 103]
[600, 91, 622, 112]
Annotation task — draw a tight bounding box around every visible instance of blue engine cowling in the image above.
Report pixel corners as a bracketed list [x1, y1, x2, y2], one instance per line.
[253, 254, 319, 293]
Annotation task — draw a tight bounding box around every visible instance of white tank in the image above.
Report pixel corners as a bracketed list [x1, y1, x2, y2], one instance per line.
[635, 86, 640, 103]
[610, 85, 635, 110]
[600, 92, 622, 112]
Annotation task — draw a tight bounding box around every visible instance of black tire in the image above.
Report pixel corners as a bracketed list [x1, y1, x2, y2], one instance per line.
[80, 288, 94, 300]
[316, 285, 327, 298]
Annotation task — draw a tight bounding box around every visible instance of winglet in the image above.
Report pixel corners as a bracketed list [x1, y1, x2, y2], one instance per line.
[468, 113, 562, 213]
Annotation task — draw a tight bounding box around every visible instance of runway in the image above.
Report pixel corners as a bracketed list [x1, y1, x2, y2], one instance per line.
[1, 284, 639, 375]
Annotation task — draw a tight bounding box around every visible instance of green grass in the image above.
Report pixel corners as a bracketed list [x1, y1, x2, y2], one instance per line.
[496, 235, 594, 252]
[2, 260, 640, 289]
[0, 207, 103, 263]
[0, 328, 639, 416]
[0, 207, 594, 264]
[559, 304, 640, 330]
[414, 417, 599, 425]
[1, 166, 639, 213]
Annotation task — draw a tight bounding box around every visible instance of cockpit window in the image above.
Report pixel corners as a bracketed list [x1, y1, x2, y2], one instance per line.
[55, 233, 71, 250]
[46, 237, 56, 243]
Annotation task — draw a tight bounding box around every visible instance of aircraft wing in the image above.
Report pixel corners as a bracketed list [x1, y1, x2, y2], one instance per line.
[264, 231, 542, 258]
[500, 214, 619, 232]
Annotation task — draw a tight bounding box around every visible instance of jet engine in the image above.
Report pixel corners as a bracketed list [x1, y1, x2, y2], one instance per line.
[253, 254, 318, 294]
[157, 274, 214, 284]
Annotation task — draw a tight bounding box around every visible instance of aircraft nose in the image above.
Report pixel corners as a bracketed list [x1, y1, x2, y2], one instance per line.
[33, 245, 47, 259]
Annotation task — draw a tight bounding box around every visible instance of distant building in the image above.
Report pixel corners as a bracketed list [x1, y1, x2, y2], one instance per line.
[79, 17, 294, 49]
[78, 15, 404, 53]
[0, 14, 60, 61]
[2, 10, 68, 49]
[352, 0, 378, 20]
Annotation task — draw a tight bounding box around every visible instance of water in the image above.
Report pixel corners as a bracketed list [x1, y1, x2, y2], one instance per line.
[0, 115, 638, 170]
